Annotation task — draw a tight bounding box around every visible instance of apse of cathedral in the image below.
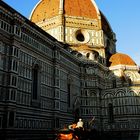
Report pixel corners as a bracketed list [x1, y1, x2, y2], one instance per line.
[0, 0, 140, 140]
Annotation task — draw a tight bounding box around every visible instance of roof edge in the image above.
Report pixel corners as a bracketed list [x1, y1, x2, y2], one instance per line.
[29, 0, 42, 20]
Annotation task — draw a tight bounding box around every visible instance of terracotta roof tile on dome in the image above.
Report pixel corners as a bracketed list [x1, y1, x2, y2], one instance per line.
[109, 53, 136, 66]
[64, 0, 98, 19]
[30, 0, 98, 23]
[30, 0, 60, 22]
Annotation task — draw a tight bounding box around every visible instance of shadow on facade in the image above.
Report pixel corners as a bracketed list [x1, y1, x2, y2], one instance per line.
[0, 1, 140, 140]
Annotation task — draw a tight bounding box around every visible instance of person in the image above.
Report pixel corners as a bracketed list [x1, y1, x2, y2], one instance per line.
[89, 116, 95, 128]
[74, 119, 84, 139]
[76, 118, 84, 129]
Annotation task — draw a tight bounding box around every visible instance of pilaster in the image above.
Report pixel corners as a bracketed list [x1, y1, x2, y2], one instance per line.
[59, 0, 65, 42]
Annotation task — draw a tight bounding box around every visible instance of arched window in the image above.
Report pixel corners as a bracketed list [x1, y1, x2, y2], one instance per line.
[67, 82, 71, 107]
[108, 103, 114, 123]
[86, 53, 90, 58]
[9, 111, 15, 127]
[112, 79, 116, 88]
[32, 64, 39, 100]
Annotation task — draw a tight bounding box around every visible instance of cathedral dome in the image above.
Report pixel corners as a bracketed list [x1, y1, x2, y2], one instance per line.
[30, 0, 99, 23]
[30, 0, 115, 64]
[109, 53, 136, 66]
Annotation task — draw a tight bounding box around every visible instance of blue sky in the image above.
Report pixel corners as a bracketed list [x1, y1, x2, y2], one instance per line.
[3, 0, 140, 66]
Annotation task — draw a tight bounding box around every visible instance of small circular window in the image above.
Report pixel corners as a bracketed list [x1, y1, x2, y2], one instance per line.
[75, 29, 89, 43]
[76, 32, 85, 42]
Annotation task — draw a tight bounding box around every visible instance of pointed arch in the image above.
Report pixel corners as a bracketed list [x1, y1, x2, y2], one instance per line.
[32, 62, 41, 102]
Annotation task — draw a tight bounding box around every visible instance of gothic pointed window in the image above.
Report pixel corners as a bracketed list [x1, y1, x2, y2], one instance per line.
[108, 103, 114, 123]
[68, 82, 71, 107]
[112, 79, 116, 88]
[67, 76, 71, 108]
[32, 64, 39, 100]
[9, 111, 15, 127]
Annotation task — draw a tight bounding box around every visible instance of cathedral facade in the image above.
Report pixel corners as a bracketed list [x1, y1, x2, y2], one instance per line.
[0, 0, 140, 139]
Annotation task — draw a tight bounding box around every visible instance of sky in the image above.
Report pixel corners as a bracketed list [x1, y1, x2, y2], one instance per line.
[3, 0, 140, 66]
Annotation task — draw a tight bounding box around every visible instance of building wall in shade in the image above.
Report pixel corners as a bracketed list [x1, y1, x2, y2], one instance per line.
[0, 1, 140, 140]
